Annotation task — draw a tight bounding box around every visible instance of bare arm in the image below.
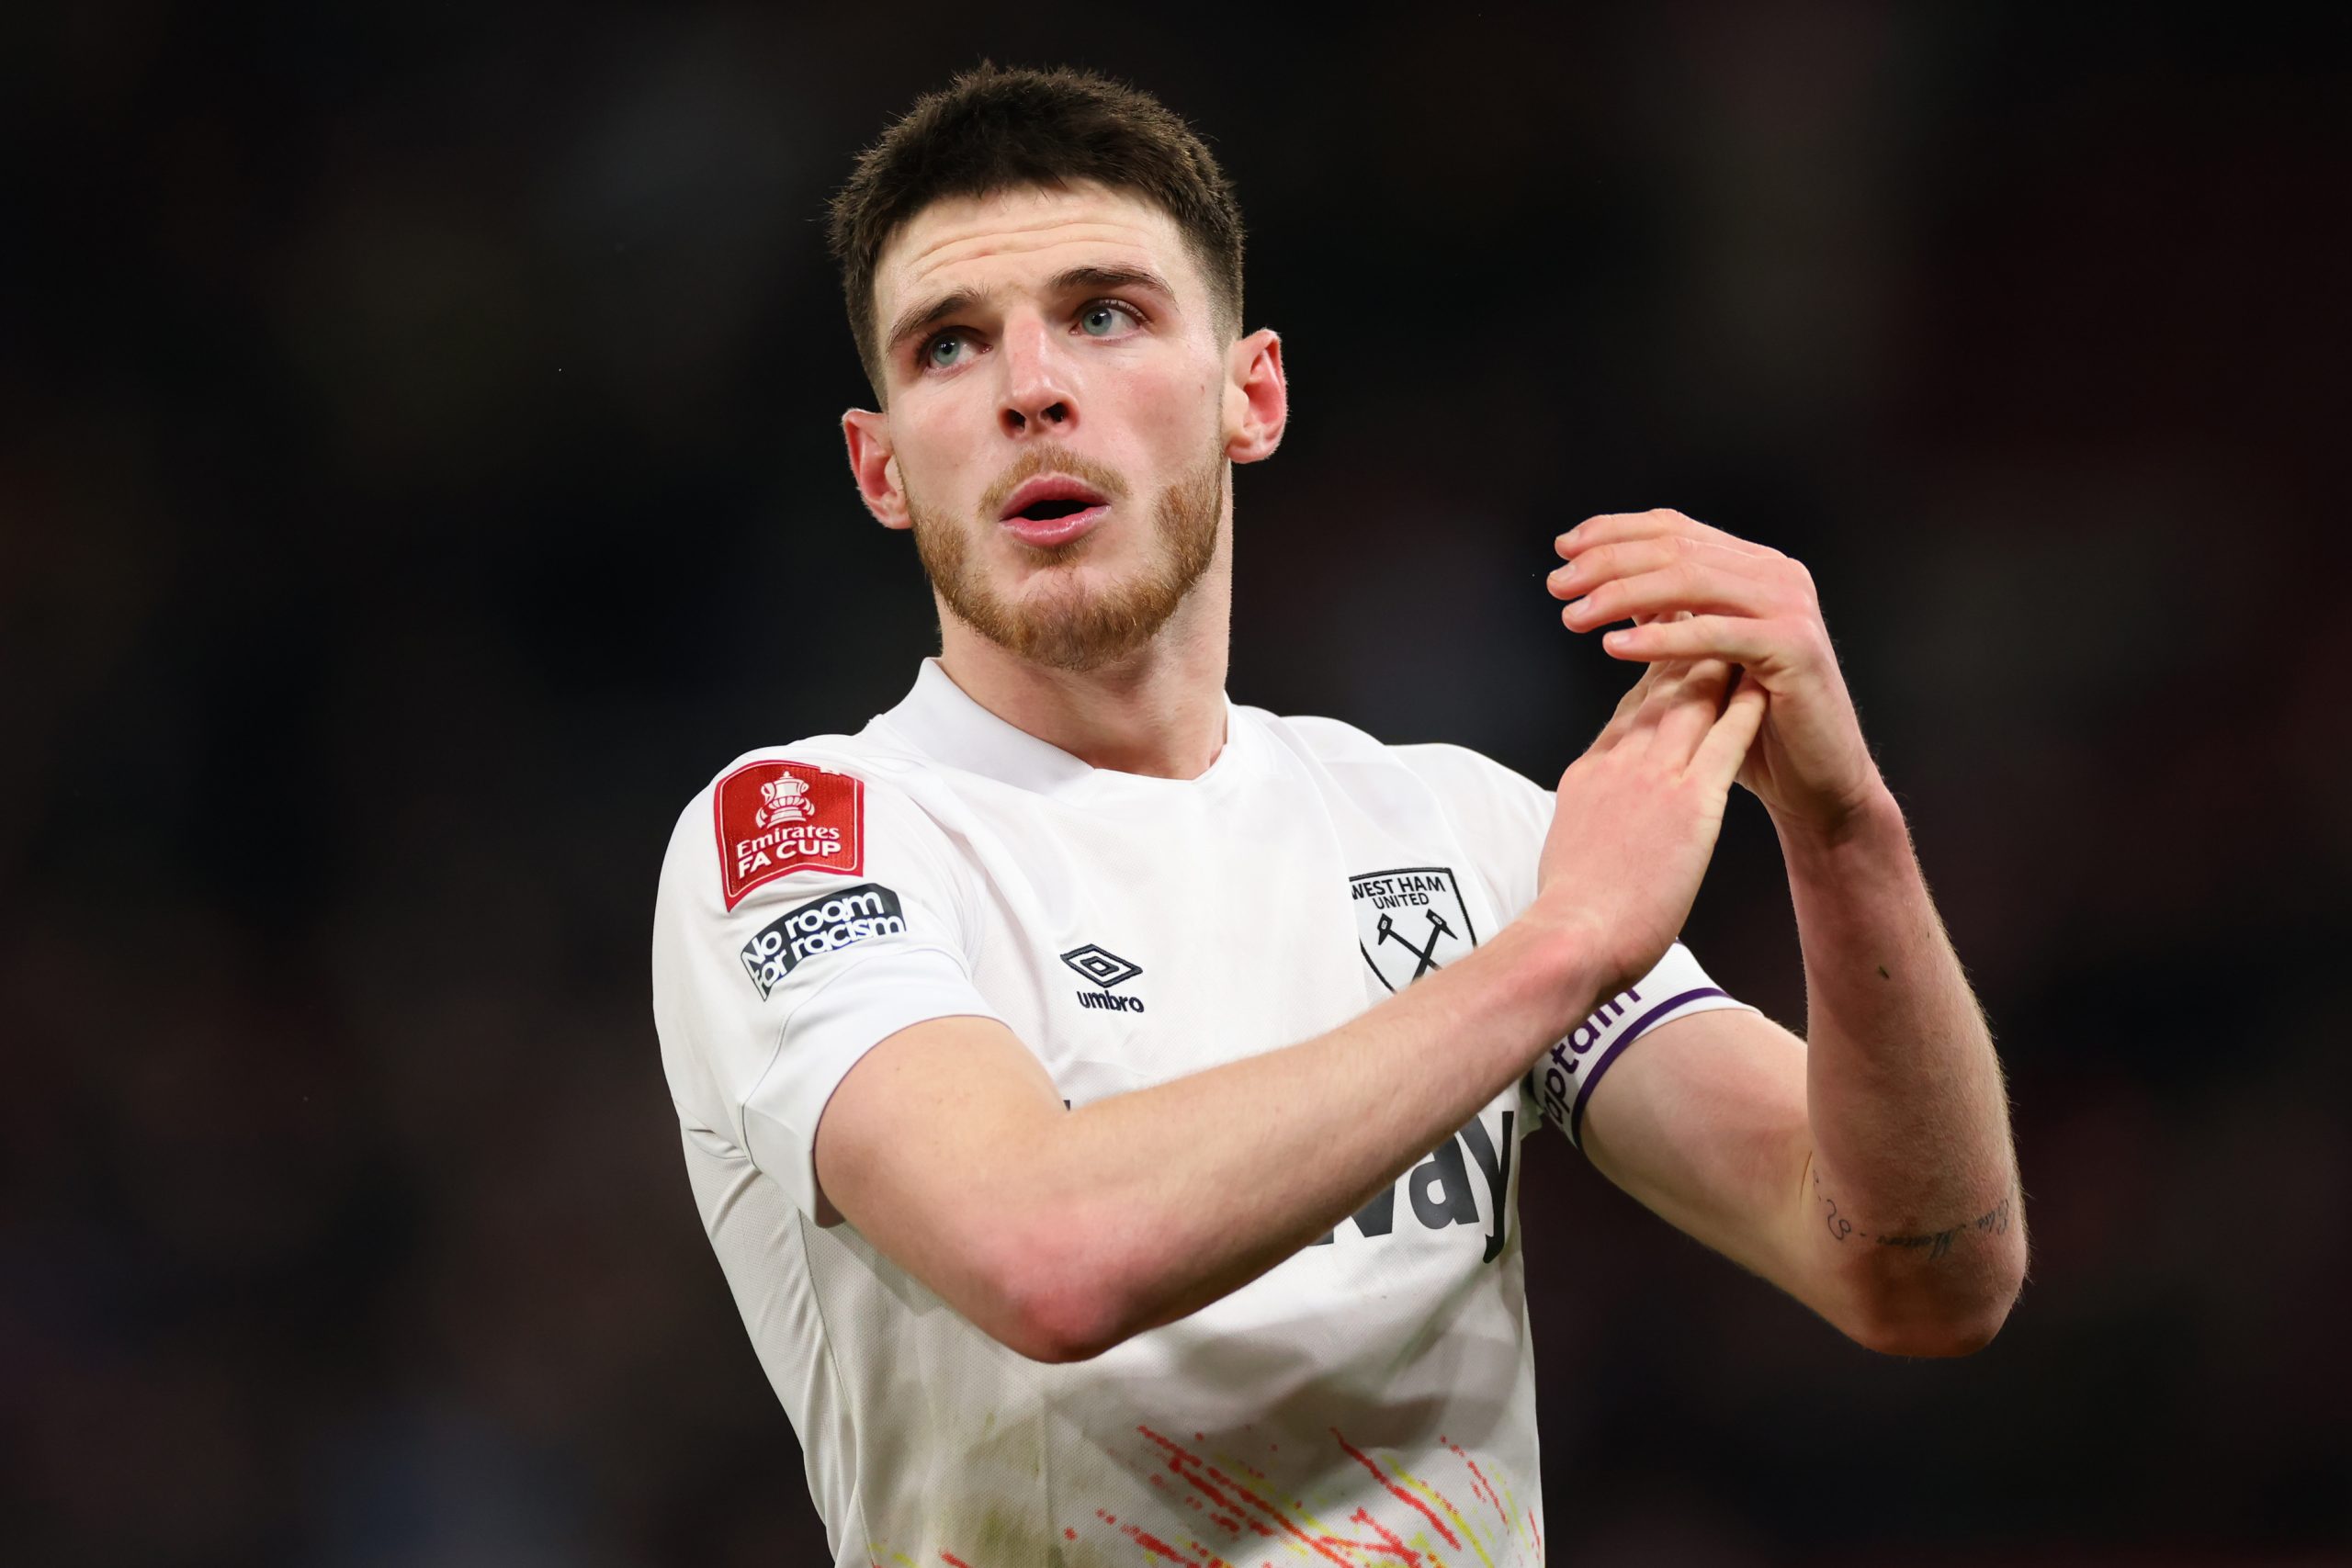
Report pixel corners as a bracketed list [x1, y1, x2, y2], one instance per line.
[814, 656, 1769, 1362]
[1553, 509, 2026, 1355]
[817, 919, 1590, 1362]
[1780, 792, 2022, 1348]
[1580, 796, 2024, 1355]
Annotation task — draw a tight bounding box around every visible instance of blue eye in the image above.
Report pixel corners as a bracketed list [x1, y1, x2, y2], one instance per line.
[923, 332, 971, 370]
[1079, 301, 1139, 337]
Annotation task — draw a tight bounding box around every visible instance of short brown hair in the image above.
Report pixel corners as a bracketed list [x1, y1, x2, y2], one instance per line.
[827, 63, 1246, 396]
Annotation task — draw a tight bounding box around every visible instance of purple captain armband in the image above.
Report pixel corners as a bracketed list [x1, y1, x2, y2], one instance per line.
[1524, 984, 1731, 1149]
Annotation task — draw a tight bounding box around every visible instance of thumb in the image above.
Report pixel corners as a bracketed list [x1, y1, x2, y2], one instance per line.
[1690, 672, 1767, 790]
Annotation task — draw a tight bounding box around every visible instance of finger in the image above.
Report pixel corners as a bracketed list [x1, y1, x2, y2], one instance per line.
[1600, 614, 1789, 666]
[1619, 609, 1696, 721]
[1563, 562, 1786, 632]
[1648, 656, 1736, 761]
[1690, 672, 1768, 789]
[1590, 660, 1668, 752]
[1548, 536, 1679, 598]
[1586, 609, 1685, 751]
[1548, 534, 1783, 603]
[1622, 609, 1696, 721]
[1556, 508, 1781, 564]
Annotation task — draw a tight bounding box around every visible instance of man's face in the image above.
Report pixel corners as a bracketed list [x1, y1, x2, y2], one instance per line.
[847, 183, 1242, 672]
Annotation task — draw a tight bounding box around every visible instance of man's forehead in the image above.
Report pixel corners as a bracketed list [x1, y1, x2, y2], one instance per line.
[876, 182, 1201, 310]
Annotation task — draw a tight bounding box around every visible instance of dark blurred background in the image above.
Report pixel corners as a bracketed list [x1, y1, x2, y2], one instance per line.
[5, 3, 2346, 1563]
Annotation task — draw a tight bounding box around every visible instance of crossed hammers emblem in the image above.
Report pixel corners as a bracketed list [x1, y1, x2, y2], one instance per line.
[1374, 908, 1455, 980]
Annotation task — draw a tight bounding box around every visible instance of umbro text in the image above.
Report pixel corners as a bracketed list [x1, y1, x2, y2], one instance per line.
[1075, 991, 1146, 1013]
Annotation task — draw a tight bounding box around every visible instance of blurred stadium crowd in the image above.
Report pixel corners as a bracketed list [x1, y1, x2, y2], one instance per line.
[3, 4, 2344, 1563]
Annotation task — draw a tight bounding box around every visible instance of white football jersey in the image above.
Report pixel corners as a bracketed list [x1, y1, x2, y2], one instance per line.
[650, 659, 1750, 1567]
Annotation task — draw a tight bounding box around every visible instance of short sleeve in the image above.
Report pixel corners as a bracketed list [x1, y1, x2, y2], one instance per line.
[1385, 747, 1758, 1152]
[1521, 941, 1752, 1149]
[1386, 742, 1555, 920]
[650, 753, 1003, 1220]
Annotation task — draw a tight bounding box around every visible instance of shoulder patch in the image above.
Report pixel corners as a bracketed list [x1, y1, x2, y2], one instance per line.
[714, 760, 865, 908]
[740, 884, 906, 998]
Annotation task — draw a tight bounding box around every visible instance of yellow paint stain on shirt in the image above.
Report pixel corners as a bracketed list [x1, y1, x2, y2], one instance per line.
[1385, 1458, 1497, 1568]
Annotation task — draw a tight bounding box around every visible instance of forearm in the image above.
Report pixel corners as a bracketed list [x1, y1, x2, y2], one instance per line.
[820, 645, 1763, 1362]
[1781, 788, 2026, 1350]
[1032, 915, 1599, 1352]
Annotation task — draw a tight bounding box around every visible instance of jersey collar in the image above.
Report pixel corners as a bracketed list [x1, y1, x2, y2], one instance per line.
[871, 659, 1246, 799]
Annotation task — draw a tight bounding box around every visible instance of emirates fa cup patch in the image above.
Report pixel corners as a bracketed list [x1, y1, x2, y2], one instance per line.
[714, 760, 865, 909]
[1351, 866, 1478, 991]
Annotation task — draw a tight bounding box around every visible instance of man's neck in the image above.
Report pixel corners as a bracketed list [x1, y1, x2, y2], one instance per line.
[933, 573, 1231, 781]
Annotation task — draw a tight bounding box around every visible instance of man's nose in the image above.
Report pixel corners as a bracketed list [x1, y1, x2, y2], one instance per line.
[997, 314, 1075, 437]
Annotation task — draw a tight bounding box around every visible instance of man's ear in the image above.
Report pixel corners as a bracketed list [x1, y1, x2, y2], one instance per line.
[842, 409, 911, 530]
[1222, 328, 1287, 466]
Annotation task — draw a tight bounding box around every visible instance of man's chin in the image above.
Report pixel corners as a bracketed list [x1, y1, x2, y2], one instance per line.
[986, 580, 1167, 673]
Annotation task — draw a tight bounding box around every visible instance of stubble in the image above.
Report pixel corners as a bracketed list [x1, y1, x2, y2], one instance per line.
[910, 445, 1225, 673]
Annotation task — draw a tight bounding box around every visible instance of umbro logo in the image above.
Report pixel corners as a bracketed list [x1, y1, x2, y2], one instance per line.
[1062, 943, 1146, 1013]
[1062, 944, 1140, 987]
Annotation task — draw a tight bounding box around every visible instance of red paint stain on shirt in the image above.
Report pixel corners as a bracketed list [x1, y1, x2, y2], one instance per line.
[1113, 1516, 1224, 1567]
[1137, 1427, 1348, 1566]
[1340, 1506, 1425, 1564]
[1134, 1425, 1498, 1567]
[1332, 1429, 1462, 1550]
[1442, 1438, 1506, 1520]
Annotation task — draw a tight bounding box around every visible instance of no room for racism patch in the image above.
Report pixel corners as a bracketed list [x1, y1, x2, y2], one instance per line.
[740, 883, 906, 998]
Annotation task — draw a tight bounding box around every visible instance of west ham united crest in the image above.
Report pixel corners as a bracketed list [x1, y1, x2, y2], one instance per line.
[1350, 867, 1478, 991]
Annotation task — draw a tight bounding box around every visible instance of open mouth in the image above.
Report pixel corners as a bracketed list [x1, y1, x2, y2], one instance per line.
[1012, 496, 1093, 523]
[998, 473, 1114, 547]
[999, 473, 1113, 522]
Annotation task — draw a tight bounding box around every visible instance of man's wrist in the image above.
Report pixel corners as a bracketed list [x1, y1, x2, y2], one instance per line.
[1772, 779, 1906, 864]
[1496, 902, 1617, 1028]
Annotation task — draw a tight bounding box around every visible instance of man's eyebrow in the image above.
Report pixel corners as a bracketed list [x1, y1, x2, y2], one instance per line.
[884, 287, 984, 357]
[1049, 264, 1175, 300]
[883, 265, 1179, 359]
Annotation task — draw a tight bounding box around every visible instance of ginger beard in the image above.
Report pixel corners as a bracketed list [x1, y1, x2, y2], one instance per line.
[908, 443, 1226, 673]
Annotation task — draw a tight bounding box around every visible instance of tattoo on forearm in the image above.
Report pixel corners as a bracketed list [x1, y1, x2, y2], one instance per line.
[1871, 1198, 2012, 1261]
[1811, 1168, 2010, 1259]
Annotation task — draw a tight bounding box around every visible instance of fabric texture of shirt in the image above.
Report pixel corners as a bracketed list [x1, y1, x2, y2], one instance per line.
[650, 659, 1751, 1567]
